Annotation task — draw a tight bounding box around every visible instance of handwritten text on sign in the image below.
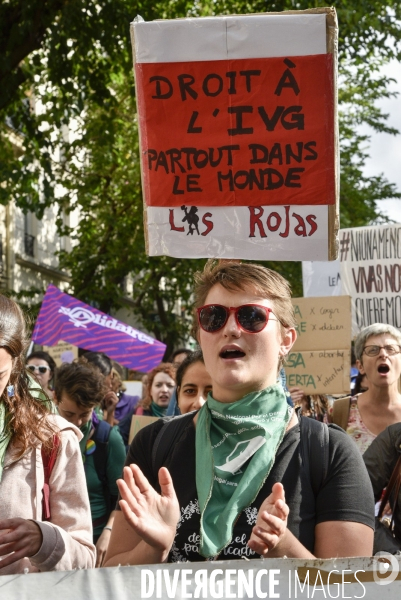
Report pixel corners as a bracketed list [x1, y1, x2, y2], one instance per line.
[285, 349, 351, 395]
[339, 225, 401, 334]
[291, 296, 351, 351]
[136, 55, 334, 207]
[286, 296, 352, 394]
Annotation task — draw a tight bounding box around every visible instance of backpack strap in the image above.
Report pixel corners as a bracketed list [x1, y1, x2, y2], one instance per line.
[92, 420, 113, 520]
[299, 416, 329, 496]
[331, 396, 351, 431]
[41, 434, 61, 521]
[152, 412, 196, 476]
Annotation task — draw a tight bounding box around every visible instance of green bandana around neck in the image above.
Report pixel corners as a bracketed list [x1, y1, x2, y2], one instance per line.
[150, 401, 167, 418]
[0, 373, 55, 482]
[79, 419, 93, 460]
[195, 383, 291, 558]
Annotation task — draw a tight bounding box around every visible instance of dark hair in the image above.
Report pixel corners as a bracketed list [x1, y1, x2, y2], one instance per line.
[26, 350, 57, 375]
[0, 295, 55, 454]
[354, 372, 368, 395]
[176, 350, 204, 389]
[139, 363, 176, 411]
[169, 348, 192, 363]
[54, 360, 106, 408]
[298, 394, 328, 421]
[83, 352, 112, 376]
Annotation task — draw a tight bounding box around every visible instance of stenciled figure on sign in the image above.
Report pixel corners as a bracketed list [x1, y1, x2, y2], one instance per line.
[181, 205, 200, 235]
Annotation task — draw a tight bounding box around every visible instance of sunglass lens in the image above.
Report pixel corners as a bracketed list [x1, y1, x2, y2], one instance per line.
[39, 367, 48, 374]
[237, 305, 268, 332]
[27, 365, 36, 372]
[200, 306, 228, 332]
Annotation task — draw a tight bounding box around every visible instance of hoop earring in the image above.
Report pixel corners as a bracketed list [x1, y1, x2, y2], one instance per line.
[7, 385, 14, 398]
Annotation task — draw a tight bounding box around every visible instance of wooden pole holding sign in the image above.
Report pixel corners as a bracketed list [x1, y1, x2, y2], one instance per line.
[285, 296, 352, 395]
[131, 8, 339, 261]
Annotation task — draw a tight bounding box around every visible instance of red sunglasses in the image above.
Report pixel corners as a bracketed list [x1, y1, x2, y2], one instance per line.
[197, 304, 277, 334]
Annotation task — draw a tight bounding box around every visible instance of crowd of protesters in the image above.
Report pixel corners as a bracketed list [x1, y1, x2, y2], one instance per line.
[0, 260, 401, 574]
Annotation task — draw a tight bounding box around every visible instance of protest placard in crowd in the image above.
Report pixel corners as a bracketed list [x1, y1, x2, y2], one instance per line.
[128, 415, 159, 444]
[303, 223, 401, 336]
[285, 296, 351, 394]
[43, 340, 78, 366]
[131, 8, 338, 261]
[339, 223, 401, 335]
[302, 259, 341, 297]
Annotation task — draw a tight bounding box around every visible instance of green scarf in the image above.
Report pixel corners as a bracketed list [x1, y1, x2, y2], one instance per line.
[0, 373, 55, 482]
[79, 419, 93, 461]
[195, 384, 291, 558]
[150, 401, 167, 418]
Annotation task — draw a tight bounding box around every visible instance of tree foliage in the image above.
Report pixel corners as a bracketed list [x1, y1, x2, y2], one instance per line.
[1, 1, 401, 353]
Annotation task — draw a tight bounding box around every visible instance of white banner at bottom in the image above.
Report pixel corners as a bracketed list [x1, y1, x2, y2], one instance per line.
[146, 205, 330, 260]
[1, 556, 400, 599]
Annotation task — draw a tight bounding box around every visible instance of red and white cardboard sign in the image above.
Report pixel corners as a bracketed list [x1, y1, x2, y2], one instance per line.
[131, 11, 338, 260]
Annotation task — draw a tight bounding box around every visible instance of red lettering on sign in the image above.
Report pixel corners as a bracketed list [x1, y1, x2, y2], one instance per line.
[136, 55, 334, 207]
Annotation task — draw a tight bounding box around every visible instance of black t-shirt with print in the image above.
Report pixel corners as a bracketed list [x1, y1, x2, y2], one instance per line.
[122, 415, 374, 562]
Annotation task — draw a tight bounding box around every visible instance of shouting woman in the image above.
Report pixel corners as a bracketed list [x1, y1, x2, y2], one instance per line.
[105, 261, 374, 565]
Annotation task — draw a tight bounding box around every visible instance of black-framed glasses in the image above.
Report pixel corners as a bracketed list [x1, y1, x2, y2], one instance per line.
[362, 345, 401, 357]
[197, 304, 277, 334]
[27, 364, 51, 374]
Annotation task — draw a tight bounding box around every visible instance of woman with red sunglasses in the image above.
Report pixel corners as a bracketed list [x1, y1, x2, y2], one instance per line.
[105, 261, 374, 566]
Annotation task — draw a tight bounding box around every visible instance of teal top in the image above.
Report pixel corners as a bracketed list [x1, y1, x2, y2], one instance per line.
[84, 426, 126, 536]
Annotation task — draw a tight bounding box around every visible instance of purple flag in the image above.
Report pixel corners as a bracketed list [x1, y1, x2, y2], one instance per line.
[32, 285, 166, 372]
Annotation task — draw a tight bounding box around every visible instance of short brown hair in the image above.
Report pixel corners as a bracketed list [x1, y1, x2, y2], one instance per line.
[139, 362, 176, 411]
[193, 260, 296, 336]
[54, 360, 107, 408]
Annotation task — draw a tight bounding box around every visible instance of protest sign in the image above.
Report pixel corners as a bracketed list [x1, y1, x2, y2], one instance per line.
[32, 285, 166, 372]
[43, 340, 78, 366]
[285, 296, 351, 394]
[285, 348, 350, 394]
[302, 260, 342, 297]
[339, 224, 401, 335]
[131, 8, 339, 261]
[128, 415, 159, 444]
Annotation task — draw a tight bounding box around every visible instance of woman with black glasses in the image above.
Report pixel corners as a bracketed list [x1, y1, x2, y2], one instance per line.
[105, 261, 374, 566]
[330, 324, 401, 454]
[26, 350, 56, 400]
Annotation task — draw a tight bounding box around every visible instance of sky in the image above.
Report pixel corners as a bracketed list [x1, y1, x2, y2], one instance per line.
[359, 59, 401, 224]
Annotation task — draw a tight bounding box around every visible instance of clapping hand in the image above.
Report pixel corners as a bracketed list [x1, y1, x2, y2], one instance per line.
[247, 482, 289, 556]
[118, 464, 180, 554]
